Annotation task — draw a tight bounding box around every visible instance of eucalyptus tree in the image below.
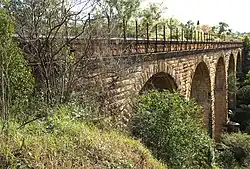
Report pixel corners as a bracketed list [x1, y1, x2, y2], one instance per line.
[95, 0, 140, 37]
[0, 8, 34, 126]
[134, 3, 166, 38]
[4, 0, 97, 104]
[218, 22, 229, 39]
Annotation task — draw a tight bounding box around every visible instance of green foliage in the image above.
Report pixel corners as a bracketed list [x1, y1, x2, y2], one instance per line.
[130, 90, 213, 169]
[228, 73, 239, 93]
[218, 22, 229, 37]
[243, 70, 250, 85]
[233, 82, 250, 131]
[0, 8, 34, 118]
[232, 107, 250, 132]
[237, 85, 250, 105]
[181, 20, 195, 40]
[0, 105, 166, 168]
[216, 133, 250, 168]
[0, 8, 13, 37]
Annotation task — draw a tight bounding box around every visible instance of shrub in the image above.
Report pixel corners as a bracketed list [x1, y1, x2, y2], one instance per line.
[228, 73, 239, 93]
[237, 85, 250, 105]
[216, 133, 250, 168]
[0, 9, 34, 121]
[130, 90, 213, 168]
[0, 105, 166, 169]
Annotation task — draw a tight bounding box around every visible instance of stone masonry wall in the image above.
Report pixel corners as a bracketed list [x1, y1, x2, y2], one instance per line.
[107, 48, 242, 141]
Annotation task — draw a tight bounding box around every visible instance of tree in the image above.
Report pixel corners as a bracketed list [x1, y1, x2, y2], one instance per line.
[0, 8, 34, 125]
[166, 17, 180, 30]
[5, 0, 97, 104]
[3, 0, 145, 125]
[96, 0, 140, 37]
[218, 22, 229, 38]
[200, 24, 211, 34]
[180, 20, 195, 40]
[133, 2, 166, 38]
[130, 90, 213, 168]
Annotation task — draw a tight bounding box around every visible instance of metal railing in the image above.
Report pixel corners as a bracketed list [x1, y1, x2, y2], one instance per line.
[88, 38, 243, 56]
[84, 17, 243, 56]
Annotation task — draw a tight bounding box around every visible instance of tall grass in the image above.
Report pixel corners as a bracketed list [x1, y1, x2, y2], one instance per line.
[0, 105, 166, 168]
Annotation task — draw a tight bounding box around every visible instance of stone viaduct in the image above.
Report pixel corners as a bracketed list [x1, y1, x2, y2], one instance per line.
[77, 39, 243, 141]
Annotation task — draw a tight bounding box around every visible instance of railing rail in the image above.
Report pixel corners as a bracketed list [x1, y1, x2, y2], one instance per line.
[85, 38, 243, 56]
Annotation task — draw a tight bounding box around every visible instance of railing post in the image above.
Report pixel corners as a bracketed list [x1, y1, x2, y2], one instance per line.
[170, 28, 172, 51]
[208, 33, 210, 49]
[136, 20, 138, 53]
[204, 33, 206, 49]
[201, 32, 203, 49]
[197, 31, 200, 49]
[190, 29, 193, 42]
[163, 25, 166, 52]
[181, 28, 184, 50]
[185, 29, 188, 50]
[155, 24, 158, 52]
[190, 29, 193, 49]
[194, 30, 197, 50]
[88, 13, 91, 39]
[146, 22, 149, 53]
[123, 18, 126, 41]
[176, 28, 179, 50]
[88, 13, 91, 28]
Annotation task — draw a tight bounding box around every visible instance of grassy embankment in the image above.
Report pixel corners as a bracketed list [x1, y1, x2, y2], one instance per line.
[0, 106, 166, 169]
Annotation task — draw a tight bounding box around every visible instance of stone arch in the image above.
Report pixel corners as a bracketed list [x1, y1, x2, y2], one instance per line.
[190, 62, 212, 136]
[133, 61, 181, 95]
[236, 51, 242, 73]
[140, 72, 177, 93]
[214, 57, 227, 141]
[228, 54, 236, 110]
[228, 54, 235, 75]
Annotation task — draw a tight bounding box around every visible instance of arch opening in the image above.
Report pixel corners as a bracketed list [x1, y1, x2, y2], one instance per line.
[236, 52, 243, 82]
[236, 52, 242, 73]
[190, 62, 212, 137]
[228, 54, 236, 111]
[140, 72, 177, 93]
[214, 57, 227, 141]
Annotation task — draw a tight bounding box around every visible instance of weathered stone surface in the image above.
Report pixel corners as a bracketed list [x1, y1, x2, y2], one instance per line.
[109, 48, 242, 140]
[84, 46, 242, 141]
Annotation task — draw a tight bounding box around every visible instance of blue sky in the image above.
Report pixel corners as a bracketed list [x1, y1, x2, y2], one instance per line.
[142, 0, 249, 33]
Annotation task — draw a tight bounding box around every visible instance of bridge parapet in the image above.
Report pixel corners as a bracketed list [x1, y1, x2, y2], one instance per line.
[71, 38, 243, 57]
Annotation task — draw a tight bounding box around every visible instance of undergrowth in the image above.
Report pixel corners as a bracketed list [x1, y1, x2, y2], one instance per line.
[0, 105, 166, 169]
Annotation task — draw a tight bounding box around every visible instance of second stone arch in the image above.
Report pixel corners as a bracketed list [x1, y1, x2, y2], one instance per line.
[190, 61, 213, 137]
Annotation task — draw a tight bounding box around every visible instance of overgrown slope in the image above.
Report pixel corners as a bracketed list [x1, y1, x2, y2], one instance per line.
[0, 107, 166, 169]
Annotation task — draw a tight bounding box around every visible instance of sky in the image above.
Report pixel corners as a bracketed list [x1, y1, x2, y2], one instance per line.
[142, 0, 250, 33]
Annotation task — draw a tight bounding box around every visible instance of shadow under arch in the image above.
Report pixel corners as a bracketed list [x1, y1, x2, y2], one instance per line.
[140, 72, 177, 94]
[190, 61, 212, 137]
[214, 57, 227, 141]
[236, 51, 242, 73]
[228, 54, 235, 75]
[228, 54, 236, 110]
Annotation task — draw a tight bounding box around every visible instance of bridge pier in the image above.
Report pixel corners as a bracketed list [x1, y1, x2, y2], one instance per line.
[214, 57, 227, 141]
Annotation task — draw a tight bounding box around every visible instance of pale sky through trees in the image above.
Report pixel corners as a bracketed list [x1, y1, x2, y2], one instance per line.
[142, 0, 250, 33]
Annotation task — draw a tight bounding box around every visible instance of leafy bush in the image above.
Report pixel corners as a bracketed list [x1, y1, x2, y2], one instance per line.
[243, 70, 250, 86]
[130, 90, 213, 168]
[0, 9, 34, 120]
[228, 73, 239, 93]
[216, 133, 250, 168]
[0, 105, 166, 169]
[237, 85, 250, 105]
[232, 106, 250, 132]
